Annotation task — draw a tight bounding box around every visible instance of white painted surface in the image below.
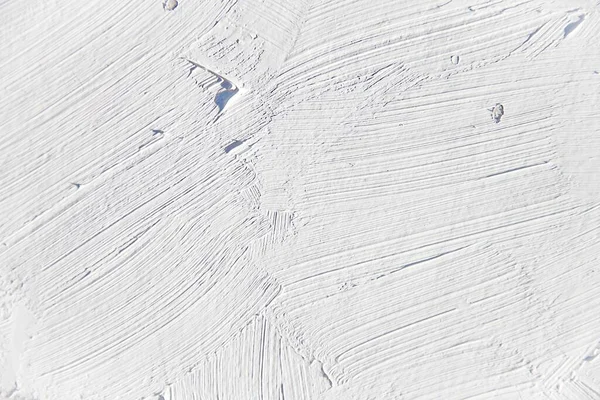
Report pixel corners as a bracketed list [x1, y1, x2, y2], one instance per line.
[1, 0, 599, 399]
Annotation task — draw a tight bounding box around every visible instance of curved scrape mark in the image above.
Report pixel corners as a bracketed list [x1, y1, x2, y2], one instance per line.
[183, 58, 240, 113]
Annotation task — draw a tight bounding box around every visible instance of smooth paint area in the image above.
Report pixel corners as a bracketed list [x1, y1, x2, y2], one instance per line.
[1, 0, 600, 399]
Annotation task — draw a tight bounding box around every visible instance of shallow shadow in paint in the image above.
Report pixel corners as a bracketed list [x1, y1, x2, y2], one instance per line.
[564, 15, 585, 38]
[224, 140, 244, 153]
[215, 88, 239, 112]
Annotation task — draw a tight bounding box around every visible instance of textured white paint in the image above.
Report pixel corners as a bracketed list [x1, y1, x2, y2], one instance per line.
[1, 0, 600, 399]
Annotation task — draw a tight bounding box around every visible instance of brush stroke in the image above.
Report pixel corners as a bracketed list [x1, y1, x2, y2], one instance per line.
[1, 0, 599, 399]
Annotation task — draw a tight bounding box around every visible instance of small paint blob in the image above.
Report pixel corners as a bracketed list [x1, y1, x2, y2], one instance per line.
[163, 0, 178, 11]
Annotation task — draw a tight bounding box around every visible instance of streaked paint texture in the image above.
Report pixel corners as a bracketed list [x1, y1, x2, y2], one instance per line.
[1, 0, 600, 399]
